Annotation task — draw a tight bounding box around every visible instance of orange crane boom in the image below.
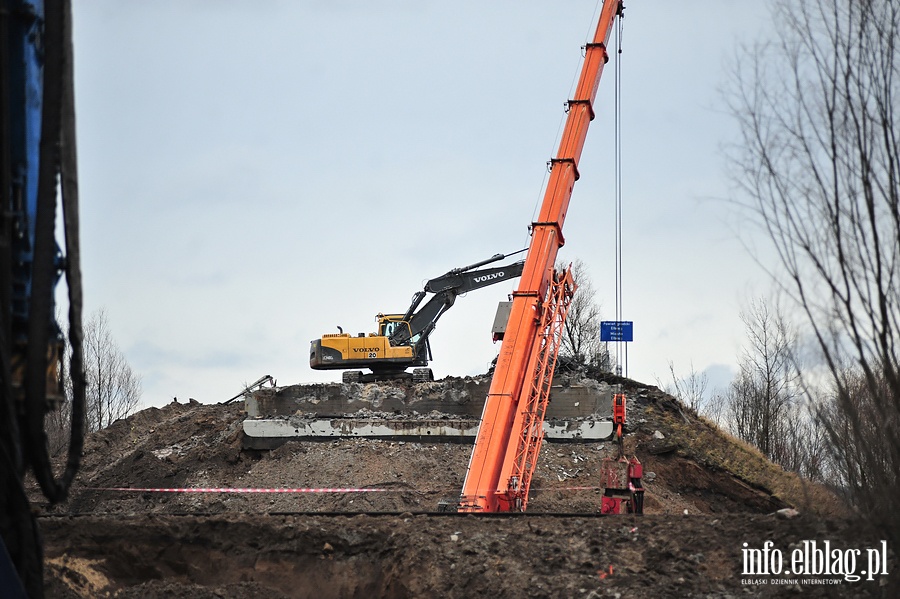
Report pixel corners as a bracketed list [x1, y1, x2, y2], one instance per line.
[458, 0, 623, 513]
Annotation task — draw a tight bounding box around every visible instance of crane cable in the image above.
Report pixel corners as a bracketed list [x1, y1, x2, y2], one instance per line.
[613, 9, 625, 379]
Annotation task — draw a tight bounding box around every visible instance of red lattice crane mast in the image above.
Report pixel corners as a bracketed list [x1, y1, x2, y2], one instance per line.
[458, 0, 624, 513]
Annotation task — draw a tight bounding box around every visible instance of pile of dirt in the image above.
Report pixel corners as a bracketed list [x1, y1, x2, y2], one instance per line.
[32, 374, 894, 597]
[42, 512, 890, 599]
[37, 375, 840, 517]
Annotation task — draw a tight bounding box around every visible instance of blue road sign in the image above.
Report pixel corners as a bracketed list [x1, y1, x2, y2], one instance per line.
[600, 320, 633, 342]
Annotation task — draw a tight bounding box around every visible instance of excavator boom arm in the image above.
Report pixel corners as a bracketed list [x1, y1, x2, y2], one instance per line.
[390, 260, 525, 346]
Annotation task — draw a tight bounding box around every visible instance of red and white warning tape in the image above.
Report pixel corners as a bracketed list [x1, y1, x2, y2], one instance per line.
[87, 487, 391, 494]
[532, 486, 604, 491]
[86, 485, 606, 494]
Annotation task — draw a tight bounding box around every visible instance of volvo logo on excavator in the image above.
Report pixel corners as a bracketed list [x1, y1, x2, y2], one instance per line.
[352, 347, 379, 353]
[473, 272, 505, 283]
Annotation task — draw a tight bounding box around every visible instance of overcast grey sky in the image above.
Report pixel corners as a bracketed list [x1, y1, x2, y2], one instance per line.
[71, 1, 774, 407]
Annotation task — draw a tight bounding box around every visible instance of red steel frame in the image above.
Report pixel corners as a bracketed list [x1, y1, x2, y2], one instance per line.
[499, 268, 576, 512]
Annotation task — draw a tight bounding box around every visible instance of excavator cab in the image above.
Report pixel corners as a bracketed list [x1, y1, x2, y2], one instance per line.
[377, 315, 420, 346]
[379, 317, 401, 338]
[376, 314, 427, 356]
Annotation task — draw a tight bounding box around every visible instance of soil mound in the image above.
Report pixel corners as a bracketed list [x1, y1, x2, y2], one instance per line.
[34, 373, 885, 597]
[38, 375, 839, 517]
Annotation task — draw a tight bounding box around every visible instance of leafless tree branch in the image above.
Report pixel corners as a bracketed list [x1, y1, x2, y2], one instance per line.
[727, 0, 900, 541]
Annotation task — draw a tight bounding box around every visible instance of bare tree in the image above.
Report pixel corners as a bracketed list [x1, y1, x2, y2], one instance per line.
[716, 299, 830, 481]
[44, 404, 71, 457]
[662, 361, 708, 413]
[780, 401, 831, 483]
[556, 259, 611, 372]
[728, 0, 900, 539]
[824, 368, 897, 497]
[703, 391, 729, 429]
[729, 299, 801, 460]
[83, 309, 142, 431]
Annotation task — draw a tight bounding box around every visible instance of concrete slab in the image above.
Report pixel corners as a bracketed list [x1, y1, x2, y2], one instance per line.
[245, 376, 613, 420]
[242, 417, 614, 449]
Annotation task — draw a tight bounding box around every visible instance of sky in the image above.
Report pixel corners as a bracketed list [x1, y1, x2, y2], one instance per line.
[69, 1, 775, 408]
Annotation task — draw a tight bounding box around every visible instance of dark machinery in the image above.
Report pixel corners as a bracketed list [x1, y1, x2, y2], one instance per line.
[1, 0, 85, 596]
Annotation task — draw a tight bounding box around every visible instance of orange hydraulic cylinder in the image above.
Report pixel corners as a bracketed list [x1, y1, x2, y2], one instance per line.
[459, 0, 622, 513]
[613, 393, 626, 425]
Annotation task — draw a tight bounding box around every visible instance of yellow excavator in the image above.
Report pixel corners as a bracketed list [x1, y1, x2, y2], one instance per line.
[309, 251, 525, 383]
